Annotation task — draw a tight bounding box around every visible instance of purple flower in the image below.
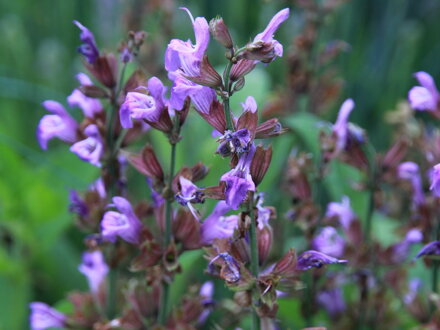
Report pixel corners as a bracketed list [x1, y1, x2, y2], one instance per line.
[251, 8, 290, 61]
[404, 278, 422, 304]
[208, 252, 240, 282]
[256, 193, 271, 230]
[146, 178, 165, 208]
[416, 241, 440, 259]
[333, 99, 355, 154]
[217, 129, 252, 156]
[408, 72, 439, 112]
[165, 8, 215, 112]
[37, 100, 78, 150]
[220, 145, 256, 209]
[392, 228, 423, 262]
[67, 73, 102, 118]
[78, 250, 109, 293]
[29, 302, 66, 330]
[430, 163, 440, 197]
[317, 288, 346, 317]
[90, 177, 106, 199]
[296, 250, 347, 271]
[120, 77, 168, 129]
[69, 190, 88, 217]
[326, 196, 355, 230]
[198, 281, 215, 324]
[312, 226, 345, 258]
[241, 96, 258, 113]
[101, 196, 143, 244]
[73, 20, 99, 64]
[70, 124, 103, 167]
[201, 201, 237, 244]
[175, 176, 204, 220]
[398, 162, 425, 206]
[165, 8, 209, 78]
[169, 68, 216, 114]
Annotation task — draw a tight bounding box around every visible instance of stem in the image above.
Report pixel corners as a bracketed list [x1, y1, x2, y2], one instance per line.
[104, 62, 128, 320]
[222, 60, 234, 131]
[248, 192, 260, 330]
[158, 138, 177, 325]
[164, 142, 177, 246]
[107, 267, 117, 319]
[222, 47, 247, 132]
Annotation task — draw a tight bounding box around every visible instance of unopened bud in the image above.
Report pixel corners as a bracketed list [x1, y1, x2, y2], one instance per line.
[241, 41, 277, 63]
[185, 55, 222, 88]
[258, 226, 272, 265]
[233, 77, 245, 92]
[209, 17, 233, 49]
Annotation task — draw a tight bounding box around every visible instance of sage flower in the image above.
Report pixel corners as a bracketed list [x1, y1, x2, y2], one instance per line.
[67, 73, 102, 117]
[312, 226, 345, 258]
[297, 250, 347, 271]
[29, 302, 66, 330]
[408, 72, 439, 112]
[78, 250, 109, 293]
[37, 100, 78, 150]
[70, 124, 103, 167]
[101, 196, 143, 244]
[73, 20, 99, 64]
[201, 201, 237, 244]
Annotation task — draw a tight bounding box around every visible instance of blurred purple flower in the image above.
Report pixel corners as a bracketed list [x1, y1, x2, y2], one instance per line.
[408, 72, 439, 112]
[404, 278, 422, 304]
[201, 201, 237, 244]
[398, 161, 425, 206]
[297, 250, 347, 271]
[312, 226, 345, 258]
[70, 124, 103, 167]
[146, 178, 165, 208]
[317, 288, 346, 317]
[256, 193, 271, 230]
[120, 77, 167, 129]
[29, 302, 66, 330]
[90, 177, 106, 199]
[416, 241, 440, 259]
[175, 176, 204, 220]
[78, 250, 109, 293]
[333, 98, 355, 154]
[73, 20, 99, 64]
[392, 228, 423, 262]
[69, 190, 88, 217]
[67, 73, 102, 118]
[37, 100, 78, 150]
[241, 96, 258, 113]
[220, 145, 256, 209]
[198, 281, 215, 324]
[326, 196, 355, 230]
[101, 196, 143, 244]
[251, 8, 290, 61]
[430, 163, 440, 197]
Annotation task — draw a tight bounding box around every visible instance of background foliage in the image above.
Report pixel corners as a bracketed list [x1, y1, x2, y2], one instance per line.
[1, 0, 440, 328]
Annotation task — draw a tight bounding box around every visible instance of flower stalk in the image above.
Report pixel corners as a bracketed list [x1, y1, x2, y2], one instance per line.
[248, 192, 260, 330]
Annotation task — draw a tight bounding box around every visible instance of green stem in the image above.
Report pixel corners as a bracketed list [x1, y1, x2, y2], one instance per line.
[158, 140, 177, 325]
[222, 60, 234, 131]
[104, 62, 128, 319]
[248, 192, 260, 330]
[107, 266, 117, 319]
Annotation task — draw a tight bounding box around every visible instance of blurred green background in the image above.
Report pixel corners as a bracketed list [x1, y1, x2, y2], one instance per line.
[1, 0, 440, 328]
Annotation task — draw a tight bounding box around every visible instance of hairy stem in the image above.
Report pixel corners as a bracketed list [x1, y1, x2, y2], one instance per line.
[105, 62, 128, 320]
[158, 138, 177, 325]
[248, 192, 260, 330]
[222, 60, 235, 131]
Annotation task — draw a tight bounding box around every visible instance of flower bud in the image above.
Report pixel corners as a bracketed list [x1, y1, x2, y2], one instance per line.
[209, 17, 233, 49]
[185, 55, 222, 88]
[258, 226, 272, 265]
[241, 41, 278, 63]
[233, 77, 245, 92]
[250, 145, 272, 186]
